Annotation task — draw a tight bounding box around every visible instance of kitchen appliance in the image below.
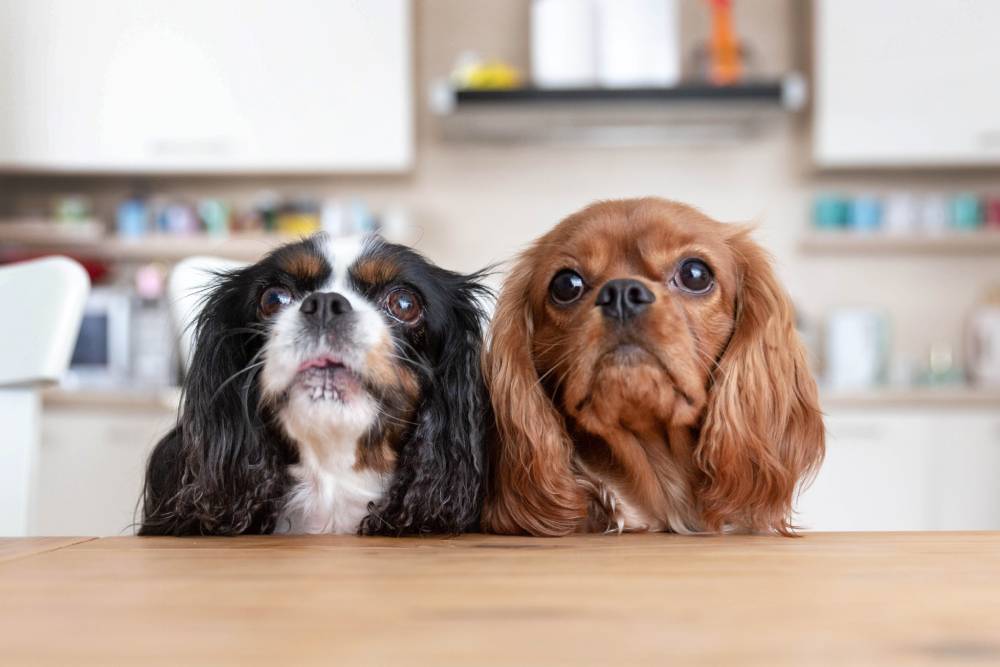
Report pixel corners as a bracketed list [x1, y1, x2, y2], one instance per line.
[594, 0, 680, 87]
[130, 265, 177, 388]
[65, 288, 131, 388]
[967, 291, 1000, 387]
[531, 0, 598, 88]
[825, 308, 889, 390]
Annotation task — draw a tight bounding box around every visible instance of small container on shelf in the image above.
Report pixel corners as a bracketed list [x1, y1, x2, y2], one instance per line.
[812, 194, 849, 230]
[883, 192, 918, 235]
[848, 196, 882, 232]
[982, 196, 1000, 230]
[922, 341, 965, 386]
[349, 199, 377, 234]
[950, 193, 983, 231]
[157, 202, 200, 236]
[198, 199, 231, 237]
[918, 194, 950, 236]
[275, 201, 321, 236]
[53, 195, 93, 224]
[116, 198, 150, 239]
[887, 355, 920, 388]
[321, 199, 346, 237]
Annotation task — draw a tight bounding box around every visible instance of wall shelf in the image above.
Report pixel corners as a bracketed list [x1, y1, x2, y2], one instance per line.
[447, 81, 798, 107]
[799, 230, 1000, 255]
[0, 219, 296, 263]
[430, 75, 806, 145]
[821, 387, 1000, 409]
[42, 386, 181, 412]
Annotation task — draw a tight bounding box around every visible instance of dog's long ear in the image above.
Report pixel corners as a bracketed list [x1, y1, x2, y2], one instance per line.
[694, 229, 825, 534]
[361, 271, 492, 535]
[139, 271, 288, 535]
[481, 254, 588, 536]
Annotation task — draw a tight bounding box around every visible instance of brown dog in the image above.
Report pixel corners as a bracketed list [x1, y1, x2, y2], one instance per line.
[483, 198, 824, 535]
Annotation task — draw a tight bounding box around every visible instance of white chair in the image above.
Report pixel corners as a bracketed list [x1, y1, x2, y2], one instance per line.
[0, 257, 89, 536]
[168, 256, 245, 372]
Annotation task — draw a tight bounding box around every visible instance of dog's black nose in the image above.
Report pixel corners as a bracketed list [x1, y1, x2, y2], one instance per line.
[300, 291, 352, 326]
[595, 279, 655, 321]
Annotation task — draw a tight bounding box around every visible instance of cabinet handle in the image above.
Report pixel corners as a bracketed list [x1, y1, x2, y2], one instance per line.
[148, 138, 235, 157]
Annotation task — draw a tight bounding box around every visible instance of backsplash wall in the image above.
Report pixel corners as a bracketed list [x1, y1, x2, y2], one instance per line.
[2, 0, 999, 373]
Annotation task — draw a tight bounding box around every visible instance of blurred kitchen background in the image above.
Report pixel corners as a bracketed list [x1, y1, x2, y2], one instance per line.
[1, 0, 999, 535]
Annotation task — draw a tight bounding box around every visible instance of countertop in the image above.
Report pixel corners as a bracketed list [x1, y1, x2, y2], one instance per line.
[1, 532, 999, 666]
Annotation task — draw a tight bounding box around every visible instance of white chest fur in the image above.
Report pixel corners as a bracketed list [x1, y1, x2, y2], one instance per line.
[277, 445, 390, 534]
[275, 415, 391, 535]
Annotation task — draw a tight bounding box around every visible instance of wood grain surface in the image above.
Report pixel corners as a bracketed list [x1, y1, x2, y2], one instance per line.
[1, 532, 999, 666]
[0, 537, 94, 564]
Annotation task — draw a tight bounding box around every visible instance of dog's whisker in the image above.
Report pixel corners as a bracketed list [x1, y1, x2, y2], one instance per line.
[209, 360, 267, 405]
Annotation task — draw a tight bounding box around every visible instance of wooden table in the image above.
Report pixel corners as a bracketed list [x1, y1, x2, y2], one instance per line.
[1, 533, 999, 666]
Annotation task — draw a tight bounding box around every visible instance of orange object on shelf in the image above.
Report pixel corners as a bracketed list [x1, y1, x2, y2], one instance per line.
[275, 211, 320, 236]
[707, 0, 743, 85]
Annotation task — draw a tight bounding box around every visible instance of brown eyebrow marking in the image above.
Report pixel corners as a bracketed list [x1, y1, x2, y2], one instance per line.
[352, 257, 400, 286]
[279, 250, 327, 282]
[638, 233, 714, 278]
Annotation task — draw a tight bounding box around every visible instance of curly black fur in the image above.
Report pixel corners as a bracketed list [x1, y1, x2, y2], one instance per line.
[359, 271, 491, 535]
[139, 260, 294, 535]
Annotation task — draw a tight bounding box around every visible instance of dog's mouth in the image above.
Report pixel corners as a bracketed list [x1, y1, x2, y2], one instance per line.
[600, 342, 658, 367]
[294, 356, 363, 402]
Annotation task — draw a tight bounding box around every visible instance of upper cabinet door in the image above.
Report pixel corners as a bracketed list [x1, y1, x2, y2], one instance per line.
[0, 0, 412, 173]
[813, 0, 1000, 167]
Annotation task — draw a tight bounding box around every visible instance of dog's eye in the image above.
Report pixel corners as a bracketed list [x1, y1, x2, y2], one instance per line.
[384, 288, 423, 324]
[675, 259, 714, 294]
[260, 286, 292, 317]
[549, 269, 586, 305]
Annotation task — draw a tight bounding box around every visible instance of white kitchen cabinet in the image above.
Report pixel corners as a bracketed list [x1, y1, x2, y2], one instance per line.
[29, 400, 1000, 535]
[796, 408, 1000, 531]
[0, 0, 412, 173]
[795, 412, 934, 531]
[813, 0, 1000, 167]
[925, 413, 1000, 530]
[33, 404, 171, 536]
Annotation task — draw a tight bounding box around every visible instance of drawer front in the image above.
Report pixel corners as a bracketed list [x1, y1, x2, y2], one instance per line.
[796, 413, 933, 531]
[926, 414, 1000, 530]
[35, 409, 172, 536]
